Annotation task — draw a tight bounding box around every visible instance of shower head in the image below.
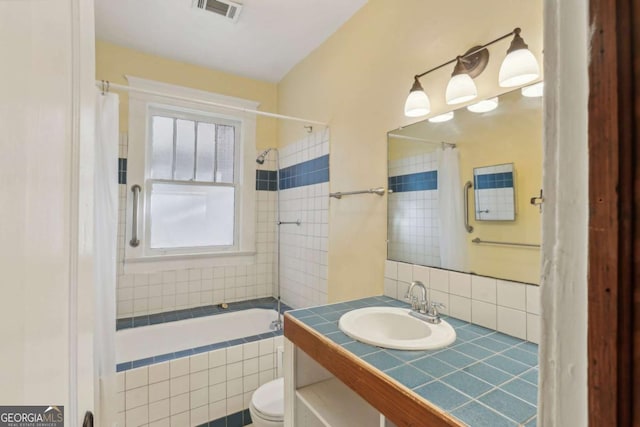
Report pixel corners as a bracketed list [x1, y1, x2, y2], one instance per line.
[256, 148, 273, 165]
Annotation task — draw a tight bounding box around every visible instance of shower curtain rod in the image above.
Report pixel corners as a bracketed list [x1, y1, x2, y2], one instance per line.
[387, 133, 456, 148]
[95, 80, 329, 127]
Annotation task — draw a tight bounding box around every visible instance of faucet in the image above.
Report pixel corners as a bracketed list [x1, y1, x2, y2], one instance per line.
[405, 280, 445, 324]
[405, 281, 428, 313]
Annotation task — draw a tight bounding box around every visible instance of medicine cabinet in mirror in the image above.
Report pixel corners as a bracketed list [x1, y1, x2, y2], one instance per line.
[387, 87, 542, 284]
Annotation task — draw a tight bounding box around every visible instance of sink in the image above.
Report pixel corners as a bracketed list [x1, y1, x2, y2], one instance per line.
[338, 307, 456, 351]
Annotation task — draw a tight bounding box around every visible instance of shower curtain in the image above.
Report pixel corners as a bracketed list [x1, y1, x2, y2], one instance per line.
[437, 147, 468, 271]
[94, 91, 119, 425]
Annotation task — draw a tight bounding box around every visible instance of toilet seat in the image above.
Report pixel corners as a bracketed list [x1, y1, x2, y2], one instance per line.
[251, 377, 284, 422]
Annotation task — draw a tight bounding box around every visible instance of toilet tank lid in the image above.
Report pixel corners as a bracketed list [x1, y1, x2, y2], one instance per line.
[252, 377, 284, 417]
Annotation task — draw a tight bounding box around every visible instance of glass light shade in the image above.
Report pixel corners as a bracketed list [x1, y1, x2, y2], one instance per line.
[428, 111, 455, 123]
[467, 97, 499, 113]
[404, 90, 431, 117]
[499, 48, 540, 87]
[521, 81, 544, 97]
[445, 73, 477, 105]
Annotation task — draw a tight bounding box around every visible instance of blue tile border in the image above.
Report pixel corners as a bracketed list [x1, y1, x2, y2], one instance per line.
[388, 170, 437, 193]
[118, 158, 127, 184]
[287, 295, 539, 427]
[255, 169, 278, 191]
[116, 297, 290, 372]
[279, 154, 329, 190]
[474, 171, 514, 189]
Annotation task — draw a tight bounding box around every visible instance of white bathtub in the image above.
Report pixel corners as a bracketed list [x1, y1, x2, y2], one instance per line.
[116, 308, 279, 363]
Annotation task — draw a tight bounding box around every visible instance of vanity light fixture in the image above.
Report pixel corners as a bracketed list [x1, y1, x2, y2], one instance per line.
[428, 111, 455, 123]
[467, 97, 499, 113]
[521, 81, 544, 97]
[403, 28, 539, 117]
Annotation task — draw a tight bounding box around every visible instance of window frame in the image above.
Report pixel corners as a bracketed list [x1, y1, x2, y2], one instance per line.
[124, 76, 258, 272]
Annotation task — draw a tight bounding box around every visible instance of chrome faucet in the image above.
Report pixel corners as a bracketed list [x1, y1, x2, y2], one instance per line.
[405, 281, 428, 312]
[405, 280, 445, 324]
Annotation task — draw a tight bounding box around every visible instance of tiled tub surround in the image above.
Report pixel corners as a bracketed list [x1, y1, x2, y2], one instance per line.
[384, 260, 540, 344]
[277, 130, 330, 309]
[116, 134, 278, 318]
[116, 335, 283, 427]
[387, 152, 441, 267]
[286, 296, 539, 427]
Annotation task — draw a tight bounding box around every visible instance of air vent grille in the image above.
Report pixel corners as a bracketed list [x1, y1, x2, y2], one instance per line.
[193, 0, 242, 22]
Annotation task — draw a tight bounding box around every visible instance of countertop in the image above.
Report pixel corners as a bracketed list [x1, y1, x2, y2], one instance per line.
[284, 295, 538, 427]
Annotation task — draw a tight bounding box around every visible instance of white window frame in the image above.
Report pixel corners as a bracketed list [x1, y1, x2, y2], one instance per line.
[124, 76, 257, 272]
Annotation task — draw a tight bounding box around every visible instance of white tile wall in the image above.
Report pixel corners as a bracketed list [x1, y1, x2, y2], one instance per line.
[384, 260, 540, 344]
[388, 152, 440, 267]
[277, 130, 330, 309]
[116, 132, 277, 318]
[116, 336, 283, 427]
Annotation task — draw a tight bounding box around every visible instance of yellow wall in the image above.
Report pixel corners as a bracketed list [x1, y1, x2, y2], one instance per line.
[95, 40, 278, 149]
[277, 0, 543, 301]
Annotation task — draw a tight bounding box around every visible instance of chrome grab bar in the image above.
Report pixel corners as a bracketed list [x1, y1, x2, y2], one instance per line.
[464, 181, 474, 233]
[330, 187, 385, 199]
[130, 185, 141, 247]
[472, 237, 540, 248]
[278, 220, 301, 226]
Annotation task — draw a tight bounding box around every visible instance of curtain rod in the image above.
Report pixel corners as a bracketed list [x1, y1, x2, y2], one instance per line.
[95, 80, 329, 127]
[388, 133, 456, 148]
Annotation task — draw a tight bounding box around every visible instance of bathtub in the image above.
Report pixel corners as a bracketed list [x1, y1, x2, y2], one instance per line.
[116, 308, 279, 363]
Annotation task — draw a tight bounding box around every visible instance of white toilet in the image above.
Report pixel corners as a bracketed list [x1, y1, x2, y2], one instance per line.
[249, 377, 284, 426]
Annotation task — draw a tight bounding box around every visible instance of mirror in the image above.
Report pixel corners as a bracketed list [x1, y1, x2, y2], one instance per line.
[473, 163, 515, 221]
[387, 88, 542, 284]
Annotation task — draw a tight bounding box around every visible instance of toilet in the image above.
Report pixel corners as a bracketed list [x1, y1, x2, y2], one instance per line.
[249, 377, 284, 426]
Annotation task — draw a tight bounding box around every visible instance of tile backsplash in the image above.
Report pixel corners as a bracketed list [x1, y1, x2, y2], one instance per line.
[384, 260, 540, 343]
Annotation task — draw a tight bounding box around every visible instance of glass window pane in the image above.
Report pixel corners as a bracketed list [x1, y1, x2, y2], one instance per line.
[215, 124, 235, 183]
[149, 183, 235, 249]
[174, 119, 196, 181]
[195, 122, 215, 182]
[150, 116, 174, 179]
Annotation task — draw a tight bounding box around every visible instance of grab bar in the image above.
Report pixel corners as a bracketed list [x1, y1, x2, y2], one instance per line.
[472, 237, 540, 248]
[330, 187, 386, 199]
[129, 184, 141, 247]
[278, 220, 301, 226]
[464, 181, 474, 233]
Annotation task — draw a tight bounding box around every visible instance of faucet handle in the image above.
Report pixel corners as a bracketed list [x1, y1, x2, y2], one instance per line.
[428, 301, 446, 316]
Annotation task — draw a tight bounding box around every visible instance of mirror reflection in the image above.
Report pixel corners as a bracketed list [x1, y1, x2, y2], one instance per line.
[387, 88, 542, 284]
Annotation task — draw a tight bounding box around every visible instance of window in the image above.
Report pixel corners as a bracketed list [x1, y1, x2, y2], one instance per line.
[147, 111, 239, 252]
[124, 76, 258, 268]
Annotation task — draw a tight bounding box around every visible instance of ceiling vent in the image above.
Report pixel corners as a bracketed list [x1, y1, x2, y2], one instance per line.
[194, 0, 242, 22]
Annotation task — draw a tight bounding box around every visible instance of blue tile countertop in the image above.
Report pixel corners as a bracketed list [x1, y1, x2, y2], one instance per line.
[287, 296, 538, 427]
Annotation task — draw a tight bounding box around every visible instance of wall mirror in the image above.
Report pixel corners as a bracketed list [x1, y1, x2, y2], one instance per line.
[387, 87, 542, 284]
[473, 163, 516, 221]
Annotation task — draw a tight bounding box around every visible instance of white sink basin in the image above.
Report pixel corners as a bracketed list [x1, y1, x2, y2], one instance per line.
[338, 307, 456, 351]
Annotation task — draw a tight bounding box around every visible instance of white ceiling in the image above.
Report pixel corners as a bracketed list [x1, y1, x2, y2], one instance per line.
[95, 0, 368, 83]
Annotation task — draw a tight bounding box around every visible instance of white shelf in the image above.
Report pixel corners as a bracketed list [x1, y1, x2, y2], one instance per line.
[296, 378, 381, 427]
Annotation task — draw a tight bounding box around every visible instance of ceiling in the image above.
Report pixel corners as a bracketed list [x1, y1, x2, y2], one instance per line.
[95, 0, 368, 83]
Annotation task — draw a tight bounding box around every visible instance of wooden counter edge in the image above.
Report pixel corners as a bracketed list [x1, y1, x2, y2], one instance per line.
[284, 313, 463, 427]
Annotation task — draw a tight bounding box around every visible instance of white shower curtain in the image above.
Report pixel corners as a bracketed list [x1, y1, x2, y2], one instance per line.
[94, 91, 119, 425]
[437, 147, 468, 271]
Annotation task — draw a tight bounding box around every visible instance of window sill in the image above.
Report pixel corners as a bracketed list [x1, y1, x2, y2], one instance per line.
[123, 251, 257, 274]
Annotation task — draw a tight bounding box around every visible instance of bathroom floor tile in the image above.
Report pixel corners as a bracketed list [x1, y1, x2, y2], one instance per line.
[452, 401, 518, 427]
[462, 363, 513, 386]
[440, 370, 493, 398]
[501, 378, 538, 405]
[471, 337, 512, 352]
[414, 381, 471, 411]
[410, 356, 457, 378]
[362, 351, 404, 371]
[385, 364, 433, 389]
[479, 389, 537, 424]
